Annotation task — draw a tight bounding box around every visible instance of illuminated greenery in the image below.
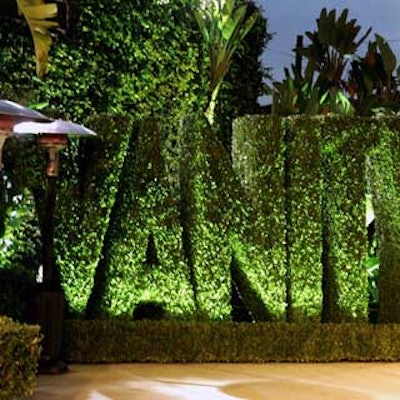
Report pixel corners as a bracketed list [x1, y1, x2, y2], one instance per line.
[0, 0, 206, 121]
[178, 114, 235, 319]
[233, 115, 380, 322]
[0, 109, 398, 324]
[320, 117, 379, 321]
[54, 115, 134, 314]
[232, 115, 287, 321]
[284, 117, 323, 321]
[89, 119, 196, 319]
[368, 119, 400, 322]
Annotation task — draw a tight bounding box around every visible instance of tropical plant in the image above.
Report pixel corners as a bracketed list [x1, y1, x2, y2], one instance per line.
[218, 1, 272, 150]
[267, 8, 372, 116]
[348, 34, 400, 115]
[195, 0, 259, 125]
[3, 0, 59, 77]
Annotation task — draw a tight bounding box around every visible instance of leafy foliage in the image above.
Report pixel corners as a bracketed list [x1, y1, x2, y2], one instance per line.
[320, 117, 379, 322]
[65, 319, 400, 362]
[284, 117, 323, 321]
[368, 119, 400, 322]
[266, 8, 400, 117]
[54, 115, 134, 314]
[195, 0, 259, 125]
[89, 119, 196, 319]
[217, 0, 271, 150]
[233, 115, 378, 322]
[232, 115, 287, 321]
[177, 114, 235, 319]
[0, 316, 41, 400]
[16, 0, 59, 77]
[349, 34, 400, 115]
[0, 0, 206, 121]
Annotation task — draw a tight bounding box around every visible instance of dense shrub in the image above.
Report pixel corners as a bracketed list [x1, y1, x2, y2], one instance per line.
[1, 108, 399, 325]
[0, 316, 41, 399]
[368, 119, 400, 322]
[178, 114, 238, 320]
[52, 114, 134, 314]
[320, 117, 379, 321]
[64, 319, 400, 362]
[284, 117, 323, 321]
[232, 115, 287, 321]
[233, 115, 380, 322]
[88, 118, 196, 319]
[0, 0, 206, 121]
[0, 269, 36, 322]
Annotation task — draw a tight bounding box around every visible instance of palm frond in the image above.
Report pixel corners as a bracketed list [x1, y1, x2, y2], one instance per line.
[16, 0, 59, 78]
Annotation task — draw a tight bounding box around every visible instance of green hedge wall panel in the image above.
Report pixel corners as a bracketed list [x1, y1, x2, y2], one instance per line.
[54, 115, 134, 314]
[321, 117, 378, 322]
[232, 116, 287, 321]
[368, 120, 400, 322]
[231, 238, 287, 321]
[99, 119, 196, 318]
[179, 115, 234, 320]
[285, 117, 323, 321]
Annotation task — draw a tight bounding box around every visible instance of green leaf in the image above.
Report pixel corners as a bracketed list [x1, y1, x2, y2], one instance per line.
[376, 34, 397, 77]
[16, 0, 59, 78]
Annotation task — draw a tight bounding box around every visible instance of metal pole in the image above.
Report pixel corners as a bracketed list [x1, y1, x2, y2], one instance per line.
[42, 175, 59, 289]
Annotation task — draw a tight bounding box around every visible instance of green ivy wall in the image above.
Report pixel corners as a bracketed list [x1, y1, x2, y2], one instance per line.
[368, 119, 400, 322]
[91, 119, 196, 318]
[284, 117, 323, 321]
[54, 115, 134, 314]
[232, 116, 287, 321]
[3, 113, 400, 323]
[232, 115, 384, 322]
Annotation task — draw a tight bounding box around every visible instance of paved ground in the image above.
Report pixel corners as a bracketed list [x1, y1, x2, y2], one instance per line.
[34, 362, 400, 399]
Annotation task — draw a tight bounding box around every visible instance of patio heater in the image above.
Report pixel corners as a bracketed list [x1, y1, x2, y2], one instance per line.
[0, 100, 96, 373]
[14, 119, 96, 373]
[0, 100, 51, 166]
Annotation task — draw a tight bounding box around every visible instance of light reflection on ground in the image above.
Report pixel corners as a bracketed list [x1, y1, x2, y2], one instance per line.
[34, 363, 400, 400]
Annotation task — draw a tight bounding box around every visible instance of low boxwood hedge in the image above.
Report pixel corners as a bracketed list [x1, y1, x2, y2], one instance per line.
[64, 320, 400, 363]
[0, 316, 41, 400]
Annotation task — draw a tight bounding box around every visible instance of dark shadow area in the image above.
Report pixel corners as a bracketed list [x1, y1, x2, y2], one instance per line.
[132, 301, 165, 321]
[0, 268, 36, 322]
[321, 207, 339, 323]
[367, 219, 379, 324]
[144, 232, 159, 267]
[230, 255, 273, 322]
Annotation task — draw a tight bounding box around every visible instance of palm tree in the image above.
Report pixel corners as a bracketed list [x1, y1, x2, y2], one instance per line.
[15, 0, 59, 78]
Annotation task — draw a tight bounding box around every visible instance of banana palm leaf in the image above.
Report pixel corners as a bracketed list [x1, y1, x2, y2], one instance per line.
[16, 0, 59, 78]
[195, 0, 258, 124]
